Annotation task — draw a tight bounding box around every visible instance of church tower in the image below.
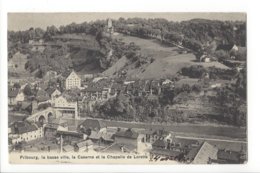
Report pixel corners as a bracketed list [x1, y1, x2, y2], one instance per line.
[107, 18, 114, 34]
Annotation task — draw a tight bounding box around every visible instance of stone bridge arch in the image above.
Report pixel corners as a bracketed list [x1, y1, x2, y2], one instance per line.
[38, 115, 46, 126]
[27, 108, 55, 124]
[47, 112, 54, 121]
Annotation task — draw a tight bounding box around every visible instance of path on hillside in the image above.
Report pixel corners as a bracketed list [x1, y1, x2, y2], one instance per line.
[108, 34, 229, 79]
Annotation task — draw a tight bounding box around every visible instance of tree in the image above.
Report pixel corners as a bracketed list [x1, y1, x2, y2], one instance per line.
[165, 31, 183, 44]
[34, 27, 45, 38]
[23, 84, 32, 96]
[236, 67, 247, 98]
[125, 42, 141, 62]
[13, 83, 21, 89]
[149, 109, 158, 118]
[214, 50, 229, 60]
[44, 25, 59, 41]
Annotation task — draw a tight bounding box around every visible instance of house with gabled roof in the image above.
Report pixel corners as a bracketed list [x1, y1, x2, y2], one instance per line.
[102, 143, 136, 154]
[43, 70, 58, 81]
[213, 149, 245, 164]
[78, 118, 106, 133]
[88, 130, 102, 143]
[185, 141, 218, 164]
[44, 118, 68, 139]
[46, 88, 61, 103]
[53, 95, 78, 119]
[63, 144, 74, 152]
[9, 121, 44, 144]
[8, 51, 28, 73]
[140, 129, 171, 144]
[35, 89, 51, 108]
[8, 87, 24, 106]
[74, 139, 93, 152]
[65, 70, 81, 90]
[114, 128, 146, 152]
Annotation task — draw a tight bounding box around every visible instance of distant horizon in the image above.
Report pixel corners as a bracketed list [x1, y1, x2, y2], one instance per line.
[8, 12, 246, 31]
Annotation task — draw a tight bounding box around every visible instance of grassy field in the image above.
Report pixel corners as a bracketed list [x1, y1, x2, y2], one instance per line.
[114, 34, 175, 59]
[110, 34, 230, 79]
[175, 78, 199, 87]
[102, 56, 128, 77]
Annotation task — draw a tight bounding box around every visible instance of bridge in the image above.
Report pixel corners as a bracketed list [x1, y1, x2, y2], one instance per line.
[26, 107, 55, 125]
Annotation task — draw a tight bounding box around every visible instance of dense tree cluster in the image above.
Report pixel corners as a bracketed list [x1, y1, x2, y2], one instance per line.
[181, 65, 207, 78]
[97, 94, 135, 121]
[25, 47, 73, 77]
[235, 67, 247, 99]
[8, 17, 246, 47]
[95, 82, 207, 124]
[215, 86, 246, 126]
[8, 17, 246, 77]
[114, 18, 245, 51]
[208, 67, 237, 80]
[181, 65, 238, 80]
[8, 27, 45, 43]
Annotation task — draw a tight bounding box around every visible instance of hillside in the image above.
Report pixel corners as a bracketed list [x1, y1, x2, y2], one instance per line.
[102, 33, 230, 79]
[7, 17, 247, 128]
[8, 17, 245, 79]
[102, 56, 128, 77]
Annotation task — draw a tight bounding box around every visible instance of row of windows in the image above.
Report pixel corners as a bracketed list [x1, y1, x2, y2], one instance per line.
[55, 103, 77, 107]
[67, 80, 80, 84]
[67, 82, 80, 85]
[20, 134, 42, 141]
[67, 77, 80, 81]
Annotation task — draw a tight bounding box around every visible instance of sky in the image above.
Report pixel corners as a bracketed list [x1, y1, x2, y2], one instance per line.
[8, 12, 246, 31]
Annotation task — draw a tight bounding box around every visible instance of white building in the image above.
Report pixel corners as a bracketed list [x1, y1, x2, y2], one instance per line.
[9, 121, 44, 144]
[8, 88, 25, 106]
[16, 92, 25, 102]
[75, 140, 93, 152]
[65, 71, 81, 90]
[54, 95, 78, 119]
[231, 44, 239, 52]
[50, 89, 61, 103]
[162, 79, 173, 85]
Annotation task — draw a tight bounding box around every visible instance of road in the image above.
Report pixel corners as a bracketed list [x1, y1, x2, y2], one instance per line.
[174, 135, 247, 144]
[66, 117, 247, 140]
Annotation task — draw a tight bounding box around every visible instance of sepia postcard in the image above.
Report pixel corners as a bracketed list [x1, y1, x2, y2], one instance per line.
[7, 12, 247, 164]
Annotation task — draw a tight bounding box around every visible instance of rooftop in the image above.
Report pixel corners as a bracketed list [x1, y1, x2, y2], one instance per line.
[152, 139, 167, 148]
[114, 128, 139, 139]
[8, 88, 19, 98]
[76, 140, 93, 148]
[192, 142, 218, 164]
[9, 121, 39, 134]
[102, 143, 136, 153]
[36, 89, 50, 102]
[79, 119, 106, 131]
[88, 130, 102, 140]
[217, 149, 241, 163]
[63, 145, 74, 152]
[151, 148, 181, 157]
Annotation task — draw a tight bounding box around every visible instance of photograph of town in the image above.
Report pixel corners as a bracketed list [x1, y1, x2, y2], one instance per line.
[8, 13, 247, 164]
